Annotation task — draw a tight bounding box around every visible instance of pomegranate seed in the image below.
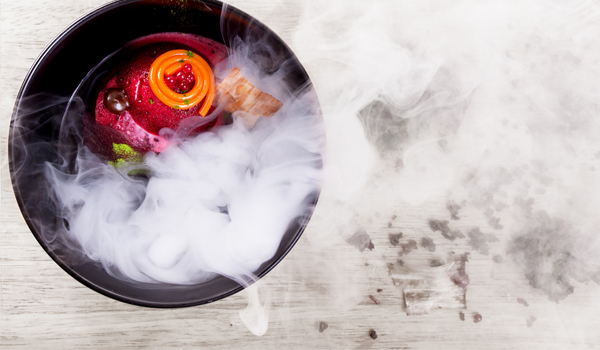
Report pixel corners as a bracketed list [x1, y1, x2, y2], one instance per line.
[183, 63, 193, 73]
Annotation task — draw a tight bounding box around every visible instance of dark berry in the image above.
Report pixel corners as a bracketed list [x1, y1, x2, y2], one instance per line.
[103, 88, 129, 114]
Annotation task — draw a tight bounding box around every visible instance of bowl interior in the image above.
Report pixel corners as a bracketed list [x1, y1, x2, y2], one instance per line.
[9, 0, 318, 307]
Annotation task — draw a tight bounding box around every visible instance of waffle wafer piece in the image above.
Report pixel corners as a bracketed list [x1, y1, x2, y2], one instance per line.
[216, 67, 283, 127]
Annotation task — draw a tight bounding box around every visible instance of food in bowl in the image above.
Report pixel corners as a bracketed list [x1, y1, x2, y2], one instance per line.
[44, 31, 323, 286]
[86, 32, 283, 163]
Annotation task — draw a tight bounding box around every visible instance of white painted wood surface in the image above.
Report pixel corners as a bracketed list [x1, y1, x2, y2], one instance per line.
[2, 0, 600, 349]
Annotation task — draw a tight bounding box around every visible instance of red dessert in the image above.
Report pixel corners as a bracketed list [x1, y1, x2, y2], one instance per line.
[86, 33, 228, 159]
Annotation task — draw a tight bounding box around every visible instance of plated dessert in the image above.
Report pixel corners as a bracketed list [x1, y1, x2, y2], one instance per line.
[86, 32, 282, 164]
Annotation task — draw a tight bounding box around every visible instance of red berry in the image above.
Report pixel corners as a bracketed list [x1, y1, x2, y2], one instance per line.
[183, 63, 193, 73]
[185, 73, 195, 84]
[165, 75, 176, 85]
[176, 70, 186, 82]
[179, 81, 191, 92]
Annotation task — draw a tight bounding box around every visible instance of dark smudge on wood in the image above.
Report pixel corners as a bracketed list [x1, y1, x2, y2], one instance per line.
[428, 219, 464, 241]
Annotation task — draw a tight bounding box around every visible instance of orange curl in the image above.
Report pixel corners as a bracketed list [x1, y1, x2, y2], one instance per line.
[149, 50, 215, 116]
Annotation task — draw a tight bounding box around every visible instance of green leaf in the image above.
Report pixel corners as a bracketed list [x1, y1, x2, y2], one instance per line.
[184, 99, 190, 105]
[149, 98, 154, 105]
[179, 59, 184, 63]
[187, 50, 193, 58]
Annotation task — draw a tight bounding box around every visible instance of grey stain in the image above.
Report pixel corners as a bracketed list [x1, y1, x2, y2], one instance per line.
[428, 219, 464, 241]
[506, 212, 599, 302]
[483, 208, 503, 230]
[399, 240, 418, 256]
[389, 233, 403, 247]
[446, 200, 461, 220]
[430, 259, 444, 267]
[467, 227, 498, 255]
[420, 237, 436, 252]
[346, 227, 375, 252]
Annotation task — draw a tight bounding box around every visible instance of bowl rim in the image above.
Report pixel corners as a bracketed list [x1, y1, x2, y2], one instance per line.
[8, 0, 320, 308]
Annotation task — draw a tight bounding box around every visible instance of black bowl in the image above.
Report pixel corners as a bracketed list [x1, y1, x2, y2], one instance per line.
[8, 0, 320, 307]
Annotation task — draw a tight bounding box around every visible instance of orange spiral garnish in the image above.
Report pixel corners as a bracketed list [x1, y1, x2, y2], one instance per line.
[148, 49, 215, 116]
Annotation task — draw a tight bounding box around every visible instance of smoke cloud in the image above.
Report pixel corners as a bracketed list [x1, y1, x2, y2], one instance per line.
[224, 0, 600, 342]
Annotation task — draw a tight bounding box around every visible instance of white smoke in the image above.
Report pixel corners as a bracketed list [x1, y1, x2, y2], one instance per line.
[226, 0, 600, 342]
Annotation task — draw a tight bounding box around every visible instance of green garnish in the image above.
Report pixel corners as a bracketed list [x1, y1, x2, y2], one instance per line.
[183, 93, 187, 97]
[149, 98, 154, 105]
[174, 105, 180, 109]
[179, 59, 184, 63]
[109, 143, 143, 167]
[186, 50, 193, 58]
[184, 99, 190, 105]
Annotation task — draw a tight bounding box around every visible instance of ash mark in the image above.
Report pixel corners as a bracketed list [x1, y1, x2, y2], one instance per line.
[467, 228, 498, 255]
[345, 226, 375, 252]
[430, 259, 444, 267]
[483, 208, 503, 230]
[318, 321, 328, 333]
[526, 316, 536, 328]
[389, 233, 403, 247]
[356, 67, 468, 162]
[399, 239, 418, 256]
[507, 212, 600, 302]
[446, 201, 461, 220]
[420, 237, 436, 252]
[429, 219, 464, 241]
[517, 298, 529, 307]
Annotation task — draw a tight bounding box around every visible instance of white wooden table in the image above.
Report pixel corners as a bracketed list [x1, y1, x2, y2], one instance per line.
[2, 0, 600, 348]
